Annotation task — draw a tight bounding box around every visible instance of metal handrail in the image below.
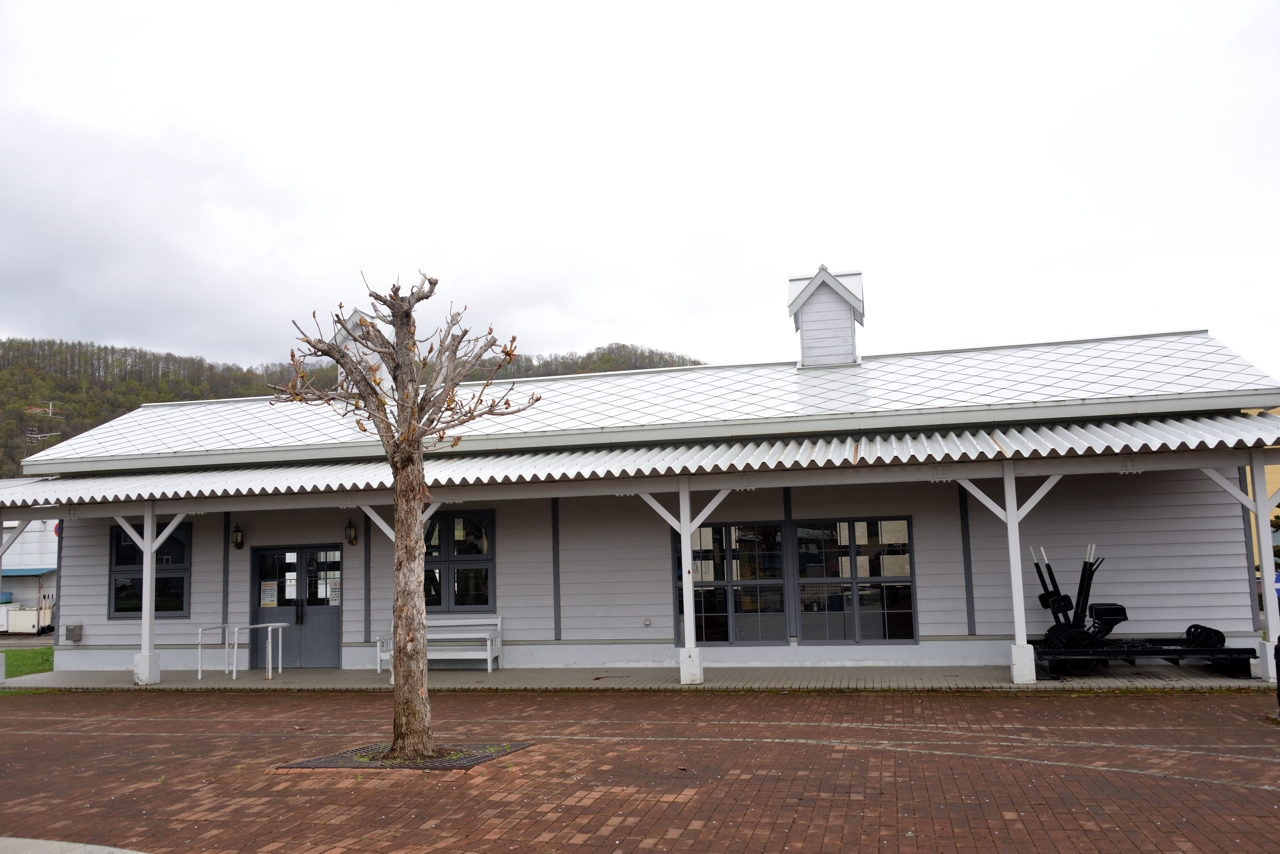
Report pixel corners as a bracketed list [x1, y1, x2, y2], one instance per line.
[231, 622, 290, 680]
[197, 624, 230, 680]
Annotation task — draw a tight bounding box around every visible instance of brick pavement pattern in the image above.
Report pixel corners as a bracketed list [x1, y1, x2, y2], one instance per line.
[1, 688, 1279, 852]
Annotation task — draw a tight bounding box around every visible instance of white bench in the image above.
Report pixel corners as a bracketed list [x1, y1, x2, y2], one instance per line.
[378, 615, 502, 676]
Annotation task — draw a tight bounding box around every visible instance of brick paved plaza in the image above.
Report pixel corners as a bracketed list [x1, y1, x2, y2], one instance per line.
[1, 687, 1279, 853]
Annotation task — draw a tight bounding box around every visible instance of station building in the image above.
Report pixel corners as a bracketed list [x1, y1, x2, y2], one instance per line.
[2, 267, 1278, 685]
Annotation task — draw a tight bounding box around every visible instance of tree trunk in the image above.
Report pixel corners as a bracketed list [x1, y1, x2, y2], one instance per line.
[383, 455, 434, 759]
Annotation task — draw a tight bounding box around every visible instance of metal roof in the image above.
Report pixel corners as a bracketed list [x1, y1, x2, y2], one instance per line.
[4, 413, 1278, 508]
[1, 567, 56, 577]
[21, 330, 1280, 476]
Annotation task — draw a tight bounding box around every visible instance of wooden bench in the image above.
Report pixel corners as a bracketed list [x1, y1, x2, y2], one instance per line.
[378, 615, 502, 675]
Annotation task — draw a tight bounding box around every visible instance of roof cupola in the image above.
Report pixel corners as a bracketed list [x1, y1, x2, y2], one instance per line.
[788, 265, 864, 367]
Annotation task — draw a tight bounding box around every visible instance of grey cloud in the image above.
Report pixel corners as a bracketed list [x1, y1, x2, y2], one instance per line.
[0, 108, 303, 365]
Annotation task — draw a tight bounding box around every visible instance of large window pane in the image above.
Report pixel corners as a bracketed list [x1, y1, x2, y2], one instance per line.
[155, 576, 186, 612]
[425, 568, 442, 607]
[732, 585, 787, 643]
[113, 529, 143, 567]
[424, 518, 441, 558]
[112, 576, 142, 613]
[799, 583, 855, 641]
[858, 583, 914, 641]
[453, 516, 491, 556]
[454, 566, 490, 607]
[731, 525, 783, 580]
[854, 520, 911, 578]
[690, 526, 726, 582]
[112, 574, 188, 616]
[154, 526, 189, 567]
[796, 522, 850, 579]
[679, 587, 729, 643]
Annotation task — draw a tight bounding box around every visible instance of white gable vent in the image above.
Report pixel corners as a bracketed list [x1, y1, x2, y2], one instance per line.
[788, 265, 864, 367]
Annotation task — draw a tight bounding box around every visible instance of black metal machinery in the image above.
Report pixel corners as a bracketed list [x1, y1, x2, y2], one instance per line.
[1030, 545, 1257, 677]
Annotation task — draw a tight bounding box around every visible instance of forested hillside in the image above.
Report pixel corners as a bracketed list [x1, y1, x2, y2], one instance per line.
[0, 339, 701, 477]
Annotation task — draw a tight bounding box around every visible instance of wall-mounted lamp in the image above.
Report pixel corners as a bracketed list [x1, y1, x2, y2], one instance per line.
[231, 523, 244, 550]
[345, 518, 358, 546]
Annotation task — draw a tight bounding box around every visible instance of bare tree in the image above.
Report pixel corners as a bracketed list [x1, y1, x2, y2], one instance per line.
[277, 274, 538, 759]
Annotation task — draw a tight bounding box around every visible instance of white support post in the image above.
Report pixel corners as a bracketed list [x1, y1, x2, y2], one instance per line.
[637, 480, 734, 685]
[677, 477, 701, 684]
[1200, 456, 1280, 682]
[960, 467, 1061, 685]
[1002, 462, 1035, 683]
[138, 504, 159, 685]
[1252, 450, 1279, 680]
[113, 503, 187, 686]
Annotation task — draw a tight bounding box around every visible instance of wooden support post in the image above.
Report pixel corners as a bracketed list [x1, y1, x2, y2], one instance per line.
[1253, 450, 1279, 681]
[677, 476, 701, 684]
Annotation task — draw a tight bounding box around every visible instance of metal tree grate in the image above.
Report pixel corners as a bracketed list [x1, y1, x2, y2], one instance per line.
[280, 741, 533, 771]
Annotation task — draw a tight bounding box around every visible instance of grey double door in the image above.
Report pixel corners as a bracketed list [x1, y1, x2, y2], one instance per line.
[251, 546, 343, 669]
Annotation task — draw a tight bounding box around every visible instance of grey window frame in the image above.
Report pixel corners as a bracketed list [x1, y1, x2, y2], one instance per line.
[671, 520, 789, 647]
[107, 521, 193, 620]
[423, 510, 497, 613]
[794, 515, 918, 646]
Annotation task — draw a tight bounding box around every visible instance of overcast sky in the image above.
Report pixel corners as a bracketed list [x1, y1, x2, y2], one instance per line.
[0, 1, 1276, 378]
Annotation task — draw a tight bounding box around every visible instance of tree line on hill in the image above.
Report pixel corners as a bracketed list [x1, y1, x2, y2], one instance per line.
[0, 338, 702, 478]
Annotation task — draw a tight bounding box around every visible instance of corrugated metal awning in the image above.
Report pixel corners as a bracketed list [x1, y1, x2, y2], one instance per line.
[0, 413, 1276, 508]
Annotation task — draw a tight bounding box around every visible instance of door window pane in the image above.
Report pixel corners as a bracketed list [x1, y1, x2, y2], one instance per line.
[799, 583, 855, 641]
[307, 551, 342, 606]
[732, 585, 787, 643]
[797, 522, 850, 579]
[454, 566, 490, 607]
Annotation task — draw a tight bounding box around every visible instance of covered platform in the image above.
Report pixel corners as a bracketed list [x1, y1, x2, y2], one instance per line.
[2, 662, 1269, 692]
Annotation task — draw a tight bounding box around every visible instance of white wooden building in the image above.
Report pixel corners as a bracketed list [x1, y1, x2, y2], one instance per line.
[1, 266, 1278, 685]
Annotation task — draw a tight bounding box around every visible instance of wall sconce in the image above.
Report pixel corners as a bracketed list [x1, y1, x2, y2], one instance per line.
[345, 518, 358, 546]
[231, 524, 244, 550]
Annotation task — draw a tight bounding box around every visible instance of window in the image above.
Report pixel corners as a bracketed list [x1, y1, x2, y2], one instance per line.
[673, 515, 916, 646]
[108, 521, 193, 619]
[676, 523, 786, 644]
[798, 518, 915, 643]
[423, 511, 495, 611]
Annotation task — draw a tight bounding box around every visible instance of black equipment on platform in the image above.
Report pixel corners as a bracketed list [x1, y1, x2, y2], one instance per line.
[1030, 545, 1256, 678]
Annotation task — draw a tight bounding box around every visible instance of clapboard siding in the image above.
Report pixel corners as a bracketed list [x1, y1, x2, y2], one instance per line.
[791, 482, 968, 637]
[558, 496, 674, 640]
[491, 499, 554, 641]
[799, 284, 856, 365]
[58, 514, 227, 645]
[361, 500, 555, 643]
[365, 510, 395, 643]
[967, 469, 1254, 637]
